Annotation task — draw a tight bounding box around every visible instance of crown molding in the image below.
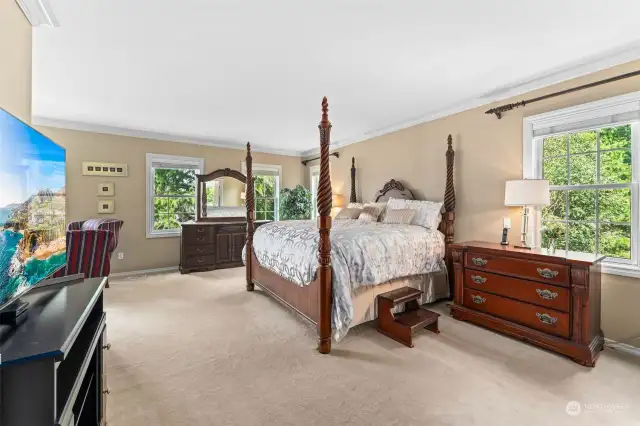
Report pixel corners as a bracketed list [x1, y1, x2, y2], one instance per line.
[32, 116, 303, 157]
[16, 0, 59, 27]
[301, 39, 640, 157]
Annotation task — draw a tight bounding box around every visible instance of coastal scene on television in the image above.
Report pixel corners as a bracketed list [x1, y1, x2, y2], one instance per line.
[0, 109, 66, 307]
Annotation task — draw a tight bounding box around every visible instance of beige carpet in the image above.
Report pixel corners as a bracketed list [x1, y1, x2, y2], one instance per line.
[106, 268, 640, 426]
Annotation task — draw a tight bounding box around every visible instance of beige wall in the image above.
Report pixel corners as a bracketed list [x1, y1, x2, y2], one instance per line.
[221, 176, 244, 207]
[0, 1, 32, 122]
[305, 59, 640, 344]
[36, 127, 304, 274]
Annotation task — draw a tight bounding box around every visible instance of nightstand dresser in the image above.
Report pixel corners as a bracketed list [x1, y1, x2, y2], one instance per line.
[450, 241, 604, 367]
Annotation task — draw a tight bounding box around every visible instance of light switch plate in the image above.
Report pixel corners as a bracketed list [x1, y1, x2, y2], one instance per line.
[83, 162, 128, 177]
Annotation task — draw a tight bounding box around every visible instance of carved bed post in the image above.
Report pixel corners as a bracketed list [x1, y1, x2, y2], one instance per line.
[443, 134, 456, 296]
[316, 97, 333, 354]
[245, 142, 255, 292]
[350, 157, 357, 203]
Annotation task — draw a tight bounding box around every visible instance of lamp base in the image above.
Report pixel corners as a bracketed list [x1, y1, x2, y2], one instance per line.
[514, 245, 532, 250]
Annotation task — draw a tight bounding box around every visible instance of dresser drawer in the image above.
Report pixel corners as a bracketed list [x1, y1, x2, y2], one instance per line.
[184, 254, 216, 268]
[184, 244, 216, 256]
[219, 225, 246, 234]
[183, 226, 216, 244]
[464, 252, 569, 286]
[463, 289, 570, 338]
[464, 270, 570, 312]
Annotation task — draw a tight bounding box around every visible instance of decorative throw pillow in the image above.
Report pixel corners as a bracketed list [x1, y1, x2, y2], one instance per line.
[335, 207, 362, 220]
[387, 197, 443, 229]
[358, 203, 386, 222]
[383, 209, 416, 225]
[347, 202, 364, 209]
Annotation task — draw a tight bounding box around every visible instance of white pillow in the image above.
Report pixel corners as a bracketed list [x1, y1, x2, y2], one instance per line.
[387, 197, 443, 229]
[347, 202, 364, 209]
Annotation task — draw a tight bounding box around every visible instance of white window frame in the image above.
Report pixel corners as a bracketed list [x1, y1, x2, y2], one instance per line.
[523, 91, 640, 278]
[310, 164, 320, 219]
[146, 153, 204, 238]
[241, 162, 282, 221]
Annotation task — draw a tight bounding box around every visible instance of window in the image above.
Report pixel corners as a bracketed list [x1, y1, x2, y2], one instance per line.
[146, 154, 204, 238]
[242, 162, 281, 221]
[524, 91, 640, 277]
[310, 165, 320, 219]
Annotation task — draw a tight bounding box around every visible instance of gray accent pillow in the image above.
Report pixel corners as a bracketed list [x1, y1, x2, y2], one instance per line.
[335, 207, 362, 220]
[382, 209, 416, 225]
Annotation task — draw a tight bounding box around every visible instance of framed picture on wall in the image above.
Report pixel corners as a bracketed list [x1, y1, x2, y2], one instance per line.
[97, 199, 115, 214]
[98, 182, 115, 196]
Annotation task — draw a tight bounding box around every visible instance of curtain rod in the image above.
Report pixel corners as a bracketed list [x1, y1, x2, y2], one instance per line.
[301, 152, 339, 166]
[485, 69, 640, 119]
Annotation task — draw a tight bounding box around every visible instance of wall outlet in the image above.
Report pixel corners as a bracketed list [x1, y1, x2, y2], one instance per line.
[117, 252, 124, 260]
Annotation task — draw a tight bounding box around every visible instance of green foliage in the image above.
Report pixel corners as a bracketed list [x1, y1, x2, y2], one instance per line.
[541, 125, 632, 259]
[153, 168, 197, 230]
[279, 185, 312, 220]
[254, 175, 277, 221]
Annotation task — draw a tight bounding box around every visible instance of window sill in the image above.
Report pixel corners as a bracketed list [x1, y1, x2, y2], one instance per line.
[146, 230, 181, 239]
[601, 262, 640, 279]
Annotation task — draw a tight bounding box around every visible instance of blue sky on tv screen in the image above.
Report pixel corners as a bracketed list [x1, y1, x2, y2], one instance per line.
[0, 109, 66, 209]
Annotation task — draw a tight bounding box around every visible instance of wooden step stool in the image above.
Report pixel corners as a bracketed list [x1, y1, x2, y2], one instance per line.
[376, 286, 440, 347]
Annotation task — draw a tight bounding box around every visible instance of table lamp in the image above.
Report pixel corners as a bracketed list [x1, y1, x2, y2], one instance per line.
[504, 179, 550, 249]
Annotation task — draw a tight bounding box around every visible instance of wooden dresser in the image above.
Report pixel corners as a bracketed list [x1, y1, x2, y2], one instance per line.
[180, 221, 268, 274]
[450, 241, 604, 367]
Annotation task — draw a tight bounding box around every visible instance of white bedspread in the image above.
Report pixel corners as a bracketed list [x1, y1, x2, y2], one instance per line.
[244, 219, 445, 340]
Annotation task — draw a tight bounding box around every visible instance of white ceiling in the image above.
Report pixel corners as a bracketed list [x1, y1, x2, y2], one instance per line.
[33, 0, 640, 156]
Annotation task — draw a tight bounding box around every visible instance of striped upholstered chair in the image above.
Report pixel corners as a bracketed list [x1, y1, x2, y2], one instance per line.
[53, 218, 124, 280]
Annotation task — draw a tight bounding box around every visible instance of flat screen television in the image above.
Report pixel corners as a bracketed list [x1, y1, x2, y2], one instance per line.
[0, 108, 66, 314]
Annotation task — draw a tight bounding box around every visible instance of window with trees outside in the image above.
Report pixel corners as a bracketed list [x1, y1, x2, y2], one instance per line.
[146, 154, 204, 238]
[525, 92, 640, 277]
[242, 162, 281, 221]
[541, 126, 632, 259]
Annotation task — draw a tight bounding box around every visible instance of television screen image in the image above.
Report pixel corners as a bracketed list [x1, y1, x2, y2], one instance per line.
[0, 108, 66, 309]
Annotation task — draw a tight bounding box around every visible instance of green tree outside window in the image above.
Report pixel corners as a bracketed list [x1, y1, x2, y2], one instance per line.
[541, 125, 632, 259]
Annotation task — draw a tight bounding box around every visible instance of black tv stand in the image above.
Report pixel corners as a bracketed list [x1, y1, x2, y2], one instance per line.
[0, 277, 108, 425]
[0, 299, 29, 326]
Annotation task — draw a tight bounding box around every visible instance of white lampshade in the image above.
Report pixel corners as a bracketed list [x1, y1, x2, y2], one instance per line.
[504, 179, 550, 207]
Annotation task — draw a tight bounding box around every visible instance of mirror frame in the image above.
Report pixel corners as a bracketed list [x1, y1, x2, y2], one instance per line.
[196, 168, 247, 222]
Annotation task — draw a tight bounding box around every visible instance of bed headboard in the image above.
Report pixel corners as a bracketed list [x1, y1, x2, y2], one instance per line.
[373, 179, 415, 202]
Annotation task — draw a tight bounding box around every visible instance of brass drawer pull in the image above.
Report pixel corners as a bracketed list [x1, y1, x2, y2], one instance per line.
[197, 228, 205, 233]
[536, 313, 557, 325]
[197, 236, 205, 242]
[197, 259, 204, 263]
[471, 295, 486, 305]
[197, 248, 205, 253]
[536, 289, 558, 300]
[537, 268, 559, 279]
[103, 343, 112, 350]
[471, 257, 488, 267]
[470, 275, 487, 284]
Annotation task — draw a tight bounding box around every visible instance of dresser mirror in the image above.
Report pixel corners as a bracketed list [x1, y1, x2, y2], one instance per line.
[196, 168, 247, 221]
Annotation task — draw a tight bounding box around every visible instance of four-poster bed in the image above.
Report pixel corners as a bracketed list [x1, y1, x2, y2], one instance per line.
[244, 97, 456, 354]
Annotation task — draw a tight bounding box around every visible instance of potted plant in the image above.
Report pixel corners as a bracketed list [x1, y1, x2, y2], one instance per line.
[279, 185, 312, 220]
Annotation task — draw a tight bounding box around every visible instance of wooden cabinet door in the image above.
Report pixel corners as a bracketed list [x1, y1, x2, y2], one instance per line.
[232, 233, 245, 262]
[216, 233, 232, 264]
